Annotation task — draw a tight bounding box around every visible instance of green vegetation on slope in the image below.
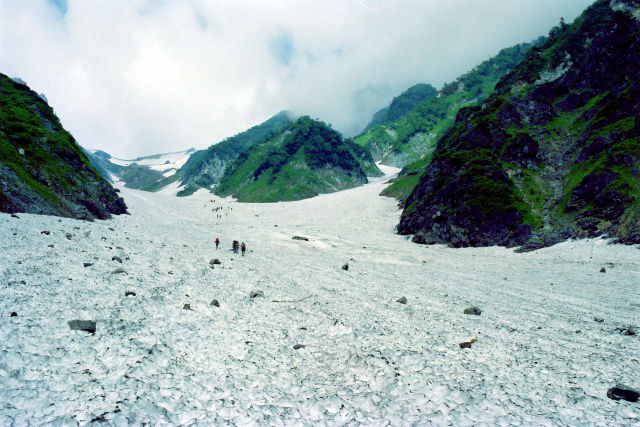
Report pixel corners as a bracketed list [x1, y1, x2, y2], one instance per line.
[398, 0, 640, 248]
[356, 43, 533, 169]
[176, 111, 294, 196]
[0, 73, 127, 219]
[215, 116, 381, 202]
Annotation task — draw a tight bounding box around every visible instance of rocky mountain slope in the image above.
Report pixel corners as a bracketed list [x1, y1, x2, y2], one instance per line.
[215, 116, 382, 202]
[398, 0, 640, 249]
[355, 43, 532, 168]
[85, 149, 192, 192]
[0, 74, 127, 220]
[175, 111, 294, 196]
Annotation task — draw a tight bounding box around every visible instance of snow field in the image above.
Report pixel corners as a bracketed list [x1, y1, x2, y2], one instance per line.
[0, 169, 639, 425]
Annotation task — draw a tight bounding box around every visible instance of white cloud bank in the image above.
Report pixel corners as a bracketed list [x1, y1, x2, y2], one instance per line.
[0, 0, 593, 158]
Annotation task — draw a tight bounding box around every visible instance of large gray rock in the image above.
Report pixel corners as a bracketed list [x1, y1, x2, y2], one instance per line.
[68, 320, 96, 333]
[464, 306, 482, 316]
[250, 290, 264, 299]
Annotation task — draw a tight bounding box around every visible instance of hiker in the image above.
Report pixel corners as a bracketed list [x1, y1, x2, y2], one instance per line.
[232, 240, 239, 253]
[215, 237, 220, 250]
[241, 242, 246, 256]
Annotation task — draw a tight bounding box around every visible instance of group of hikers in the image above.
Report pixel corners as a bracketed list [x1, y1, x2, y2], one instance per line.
[215, 237, 246, 256]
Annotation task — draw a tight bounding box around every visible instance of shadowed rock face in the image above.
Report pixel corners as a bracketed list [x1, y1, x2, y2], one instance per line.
[398, 0, 640, 249]
[0, 73, 127, 220]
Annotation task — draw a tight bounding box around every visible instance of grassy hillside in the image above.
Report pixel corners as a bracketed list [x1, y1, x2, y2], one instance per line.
[0, 73, 127, 220]
[356, 43, 533, 168]
[176, 111, 294, 196]
[397, 0, 640, 249]
[215, 117, 381, 202]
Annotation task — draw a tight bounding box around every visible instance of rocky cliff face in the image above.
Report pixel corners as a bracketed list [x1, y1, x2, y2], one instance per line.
[398, 0, 640, 249]
[0, 74, 127, 220]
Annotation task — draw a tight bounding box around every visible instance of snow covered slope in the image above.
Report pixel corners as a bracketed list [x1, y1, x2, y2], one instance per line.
[1, 167, 638, 424]
[108, 150, 193, 178]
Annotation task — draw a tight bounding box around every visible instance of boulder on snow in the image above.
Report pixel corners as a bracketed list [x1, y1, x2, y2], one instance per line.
[600, 267, 606, 273]
[112, 256, 123, 263]
[125, 291, 136, 297]
[112, 268, 127, 274]
[83, 262, 93, 268]
[617, 326, 637, 336]
[341, 263, 349, 271]
[10, 312, 17, 317]
[464, 306, 482, 316]
[459, 338, 477, 349]
[65, 233, 73, 240]
[250, 290, 264, 299]
[11, 214, 19, 218]
[210, 299, 220, 307]
[607, 385, 639, 402]
[183, 303, 192, 310]
[40, 230, 50, 235]
[594, 317, 604, 323]
[293, 344, 306, 350]
[292, 236, 309, 241]
[210, 258, 221, 265]
[396, 296, 408, 305]
[68, 320, 96, 333]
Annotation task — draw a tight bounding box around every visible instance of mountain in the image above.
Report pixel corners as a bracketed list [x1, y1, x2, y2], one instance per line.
[84, 149, 192, 191]
[0, 73, 127, 220]
[397, 0, 640, 249]
[355, 43, 533, 168]
[175, 111, 294, 196]
[214, 116, 382, 202]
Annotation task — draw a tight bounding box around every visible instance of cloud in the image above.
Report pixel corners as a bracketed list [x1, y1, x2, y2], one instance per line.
[0, 0, 594, 158]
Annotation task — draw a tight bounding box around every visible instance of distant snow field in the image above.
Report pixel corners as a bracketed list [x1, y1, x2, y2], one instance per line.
[1, 170, 639, 425]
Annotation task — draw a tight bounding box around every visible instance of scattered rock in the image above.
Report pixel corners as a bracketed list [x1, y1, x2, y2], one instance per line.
[10, 312, 17, 317]
[16, 261, 21, 264]
[83, 262, 93, 268]
[210, 299, 220, 307]
[293, 344, 306, 350]
[112, 256, 123, 263]
[464, 306, 482, 316]
[617, 326, 637, 336]
[341, 263, 349, 271]
[292, 236, 309, 241]
[607, 385, 640, 402]
[250, 290, 264, 299]
[168, 271, 173, 275]
[65, 233, 73, 240]
[125, 291, 136, 297]
[48, 244, 54, 248]
[459, 338, 477, 349]
[10, 214, 19, 218]
[40, 230, 50, 235]
[396, 296, 408, 305]
[68, 320, 96, 333]
[210, 258, 221, 265]
[594, 317, 604, 323]
[600, 267, 606, 273]
[183, 303, 192, 310]
[112, 268, 127, 274]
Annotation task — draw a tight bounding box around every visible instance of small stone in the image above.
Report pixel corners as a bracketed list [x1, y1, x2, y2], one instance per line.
[341, 263, 349, 271]
[10, 312, 17, 317]
[607, 385, 640, 402]
[594, 317, 604, 323]
[112, 268, 127, 274]
[65, 233, 73, 240]
[125, 291, 136, 297]
[292, 236, 309, 241]
[293, 344, 306, 350]
[250, 290, 264, 299]
[10, 214, 19, 218]
[600, 267, 606, 273]
[210, 299, 220, 307]
[183, 303, 192, 310]
[112, 256, 123, 263]
[16, 261, 21, 264]
[83, 262, 93, 268]
[48, 244, 54, 248]
[168, 271, 173, 275]
[463, 306, 482, 316]
[396, 296, 407, 305]
[210, 258, 221, 265]
[40, 230, 50, 235]
[68, 320, 96, 333]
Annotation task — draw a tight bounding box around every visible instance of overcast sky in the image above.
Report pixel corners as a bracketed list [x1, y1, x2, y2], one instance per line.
[1, 0, 593, 158]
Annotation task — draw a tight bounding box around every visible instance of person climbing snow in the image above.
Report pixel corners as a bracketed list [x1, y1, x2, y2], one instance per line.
[215, 237, 220, 250]
[241, 242, 246, 256]
[232, 240, 239, 253]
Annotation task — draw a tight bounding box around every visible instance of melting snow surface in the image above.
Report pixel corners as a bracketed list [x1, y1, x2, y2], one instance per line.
[1, 170, 639, 425]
